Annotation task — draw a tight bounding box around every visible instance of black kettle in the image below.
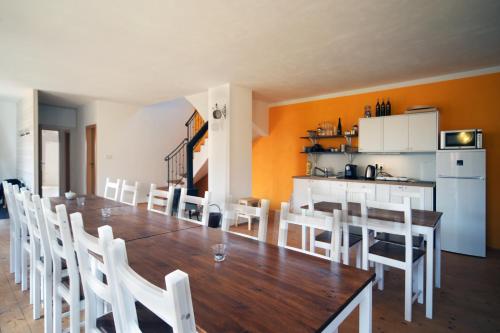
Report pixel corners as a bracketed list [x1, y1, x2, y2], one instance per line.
[365, 165, 376, 180]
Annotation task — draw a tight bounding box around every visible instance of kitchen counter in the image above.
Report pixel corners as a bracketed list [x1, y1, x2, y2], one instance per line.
[293, 175, 436, 188]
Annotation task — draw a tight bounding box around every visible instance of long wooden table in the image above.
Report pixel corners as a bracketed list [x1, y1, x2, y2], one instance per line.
[52, 196, 375, 332]
[302, 201, 442, 319]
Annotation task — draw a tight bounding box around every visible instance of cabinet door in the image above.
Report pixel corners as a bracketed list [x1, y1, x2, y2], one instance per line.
[383, 115, 409, 152]
[347, 182, 376, 201]
[359, 117, 383, 152]
[292, 179, 310, 211]
[408, 112, 438, 152]
[389, 185, 434, 210]
[375, 184, 391, 202]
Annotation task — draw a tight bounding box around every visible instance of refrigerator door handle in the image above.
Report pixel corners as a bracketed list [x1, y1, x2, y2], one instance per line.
[437, 175, 485, 180]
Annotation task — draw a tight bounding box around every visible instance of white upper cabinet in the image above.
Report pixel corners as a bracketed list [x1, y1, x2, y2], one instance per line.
[358, 117, 383, 152]
[383, 115, 409, 152]
[408, 112, 438, 152]
[358, 111, 438, 153]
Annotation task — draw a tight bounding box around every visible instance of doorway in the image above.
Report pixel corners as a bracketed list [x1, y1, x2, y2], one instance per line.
[86, 125, 96, 195]
[40, 129, 64, 197]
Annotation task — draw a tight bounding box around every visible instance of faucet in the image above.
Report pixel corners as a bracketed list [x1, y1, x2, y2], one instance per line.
[314, 167, 329, 177]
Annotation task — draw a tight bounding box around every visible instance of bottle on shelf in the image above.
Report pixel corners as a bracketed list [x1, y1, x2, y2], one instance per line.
[376, 99, 381, 117]
[380, 99, 386, 116]
[337, 117, 342, 135]
[386, 98, 391, 116]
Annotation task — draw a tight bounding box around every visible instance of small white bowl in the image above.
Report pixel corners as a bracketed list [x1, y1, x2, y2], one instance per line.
[65, 191, 77, 200]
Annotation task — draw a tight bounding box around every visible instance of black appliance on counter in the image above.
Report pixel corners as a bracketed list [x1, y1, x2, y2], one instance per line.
[344, 164, 357, 179]
[365, 165, 376, 180]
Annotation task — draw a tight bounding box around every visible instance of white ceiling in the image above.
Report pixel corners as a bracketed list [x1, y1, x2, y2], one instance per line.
[1, 0, 499, 105]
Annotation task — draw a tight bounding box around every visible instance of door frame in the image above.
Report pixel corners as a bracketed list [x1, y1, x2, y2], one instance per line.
[38, 126, 71, 196]
[86, 124, 97, 195]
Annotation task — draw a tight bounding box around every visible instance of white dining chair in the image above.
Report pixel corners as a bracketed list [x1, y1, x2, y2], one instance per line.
[364, 197, 425, 322]
[41, 199, 83, 333]
[2, 181, 21, 283]
[71, 213, 113, 333]
[13, 185, 32, 295]
[147, 184, 175, 215]
[307, 187, 363, 267]
[222, 199, 270, 242]
[25, 194, 53, 332]
[279, 202, 342, 262]
[100, 229, 197, 333]
[177, 188, 210, 225]
[119, 180, 139, 206]
[104, 177, 121, 201]
[375, 190, 425, 249]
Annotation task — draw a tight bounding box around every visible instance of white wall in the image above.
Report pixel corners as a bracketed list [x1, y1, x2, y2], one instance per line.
[16, 90, 38, 192]
[74, 98, 193, 200]
[314, 153, 436, 181]
[185, 91, 208, 120]
[208, 84, 253, 207]
[0, 100, 17, 181]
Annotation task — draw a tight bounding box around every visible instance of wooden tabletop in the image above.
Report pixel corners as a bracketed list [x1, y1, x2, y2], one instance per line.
[50, 195, 126, 212]
[301, 201, 443, 228]
[125, 227, 375, 333]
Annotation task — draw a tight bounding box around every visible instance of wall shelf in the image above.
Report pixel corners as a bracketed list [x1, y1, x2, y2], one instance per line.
[300, 134, 357, 140]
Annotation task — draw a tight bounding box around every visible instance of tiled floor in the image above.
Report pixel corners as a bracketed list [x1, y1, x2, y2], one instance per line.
[1, 211, 500, 333]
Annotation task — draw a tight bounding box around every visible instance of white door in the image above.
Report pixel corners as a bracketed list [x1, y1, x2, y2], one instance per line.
[41, 129, 60, 197]
[383, 115, 409, 152]
[437, 177, 486, 257]
[359, 117, 383, 152]
[409, 112, 438, 152]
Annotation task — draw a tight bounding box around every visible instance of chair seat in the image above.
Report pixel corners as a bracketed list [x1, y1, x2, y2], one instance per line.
[315, 231, 362, 247]
[369, 241, 425, 263]
[96, 302, 173, 333]
[375, 232, 424, 248]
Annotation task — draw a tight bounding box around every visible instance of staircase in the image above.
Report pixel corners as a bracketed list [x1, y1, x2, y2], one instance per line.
[164, 110, 208, 194]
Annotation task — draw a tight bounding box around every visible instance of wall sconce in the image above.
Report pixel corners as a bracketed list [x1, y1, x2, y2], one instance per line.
[212, 103, 227, 120]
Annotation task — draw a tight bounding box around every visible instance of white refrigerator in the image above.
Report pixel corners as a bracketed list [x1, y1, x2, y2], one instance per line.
[436, 150, 486, 257]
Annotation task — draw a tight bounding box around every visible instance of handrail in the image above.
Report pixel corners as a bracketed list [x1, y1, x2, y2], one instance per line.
[164, 138, 188, 161]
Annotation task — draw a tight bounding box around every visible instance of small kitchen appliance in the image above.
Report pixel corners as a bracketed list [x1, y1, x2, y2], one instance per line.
[440, 129, 483, 150]
[364, 165, 376, 180]
[344, 164, 358, 179]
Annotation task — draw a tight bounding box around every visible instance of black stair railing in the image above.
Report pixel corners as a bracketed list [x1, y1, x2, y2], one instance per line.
[164, 110, 208, 192]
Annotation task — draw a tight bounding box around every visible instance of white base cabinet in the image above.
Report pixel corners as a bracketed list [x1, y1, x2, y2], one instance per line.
[293, 178, 434, 212]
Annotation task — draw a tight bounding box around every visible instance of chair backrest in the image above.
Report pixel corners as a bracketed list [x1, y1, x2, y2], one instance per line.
[23, 193, 52, 269]
[366, 197, 412, 241]
[278, 202, 341, 262]
[307, 187, 347, 215]
[100, 230, 197, 333]
[3, 181, 19, 227]
[390, 189, 425, 210]
[13, 185, 30, 238]
[147, 184, 175, 215]
[221, 199, 270, 242]
[71, 213, 115, 331]
[177, 188, 210, 225]
[104, 177, 121, 201]
[120, 180, 139, 206]
[41, 199, 80, 286]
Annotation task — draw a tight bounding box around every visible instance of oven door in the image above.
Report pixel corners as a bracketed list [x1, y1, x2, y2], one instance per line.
[440, 130, 477, 149]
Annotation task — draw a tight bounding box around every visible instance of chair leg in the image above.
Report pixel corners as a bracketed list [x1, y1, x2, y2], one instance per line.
[9, 227, 15, 274]
[247, 216, 252, 230]
[355, 244, 362, 269]
[70, 291, 81, 333]
[404, 265, 413, 322]
[21, 246, 28, 291]
[417, 259, 424, 304]
[309, 228, 316, 254]
[33, 267, 41, 319]
[342, 228, 349, 265]
[15, 232, 21, 284]
[43, 271, 53, 333]
[53, 290, 62, 333]
[375, 263, 384, 291]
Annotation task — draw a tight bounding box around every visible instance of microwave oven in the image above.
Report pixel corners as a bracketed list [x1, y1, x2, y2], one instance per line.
[440, 129, 483, 149]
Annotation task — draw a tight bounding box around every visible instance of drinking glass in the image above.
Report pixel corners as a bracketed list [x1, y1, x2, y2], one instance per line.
[101, 208, 111, 218]
[76, 197, 85, 207]
[212, 244, 227, 262]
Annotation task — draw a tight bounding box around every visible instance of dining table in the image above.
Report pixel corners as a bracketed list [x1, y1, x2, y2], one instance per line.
[51, 195, 376, 332]
[302, 201, 442, 319]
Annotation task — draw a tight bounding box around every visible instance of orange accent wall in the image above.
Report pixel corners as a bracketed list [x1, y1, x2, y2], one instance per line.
[252, 72, 500, 249]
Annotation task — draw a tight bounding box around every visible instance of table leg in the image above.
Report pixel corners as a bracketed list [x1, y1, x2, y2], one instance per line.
[425, 229, 434, 319]
[343, 224, 349, 265]
[302, 225, 307, 251]
[362, 226, 369, 271]
[435, 222, 441, 288]
[359, 282, 372, 333]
